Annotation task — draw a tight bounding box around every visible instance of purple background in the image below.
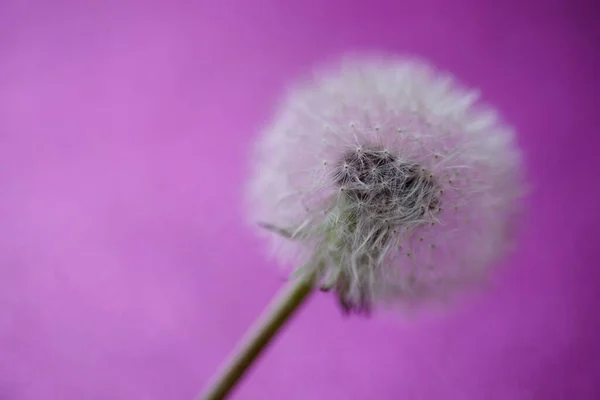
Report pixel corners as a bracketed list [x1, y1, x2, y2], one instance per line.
[1, 1, 599, 399]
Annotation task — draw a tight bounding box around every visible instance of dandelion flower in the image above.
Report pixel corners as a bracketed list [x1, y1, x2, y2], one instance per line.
[247, 53, 523, 314]
[201, 53, 524, 400]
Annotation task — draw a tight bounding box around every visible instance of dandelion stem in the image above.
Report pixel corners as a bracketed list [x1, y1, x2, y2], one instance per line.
[198, 270, 317, 400]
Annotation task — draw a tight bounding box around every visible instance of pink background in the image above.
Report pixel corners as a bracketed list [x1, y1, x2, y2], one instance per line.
[1, 1, 599, 399]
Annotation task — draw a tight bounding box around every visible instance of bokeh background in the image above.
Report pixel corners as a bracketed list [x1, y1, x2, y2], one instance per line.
[1, 0, 599, 399]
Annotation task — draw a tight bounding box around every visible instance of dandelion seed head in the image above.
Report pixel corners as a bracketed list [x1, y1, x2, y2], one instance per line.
[246, 53, 524, 313]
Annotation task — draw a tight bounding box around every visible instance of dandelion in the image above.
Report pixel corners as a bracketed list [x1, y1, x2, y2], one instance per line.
[200, 53, 524, 399]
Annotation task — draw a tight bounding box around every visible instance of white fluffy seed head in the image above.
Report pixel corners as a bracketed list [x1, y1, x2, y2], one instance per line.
[246, 53, 524, 314]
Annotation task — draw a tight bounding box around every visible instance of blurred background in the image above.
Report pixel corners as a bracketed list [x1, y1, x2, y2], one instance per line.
[1, 0, 599, 399]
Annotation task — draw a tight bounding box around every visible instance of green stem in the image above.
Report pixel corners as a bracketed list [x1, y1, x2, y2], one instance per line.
[198, 271, 317, 400]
